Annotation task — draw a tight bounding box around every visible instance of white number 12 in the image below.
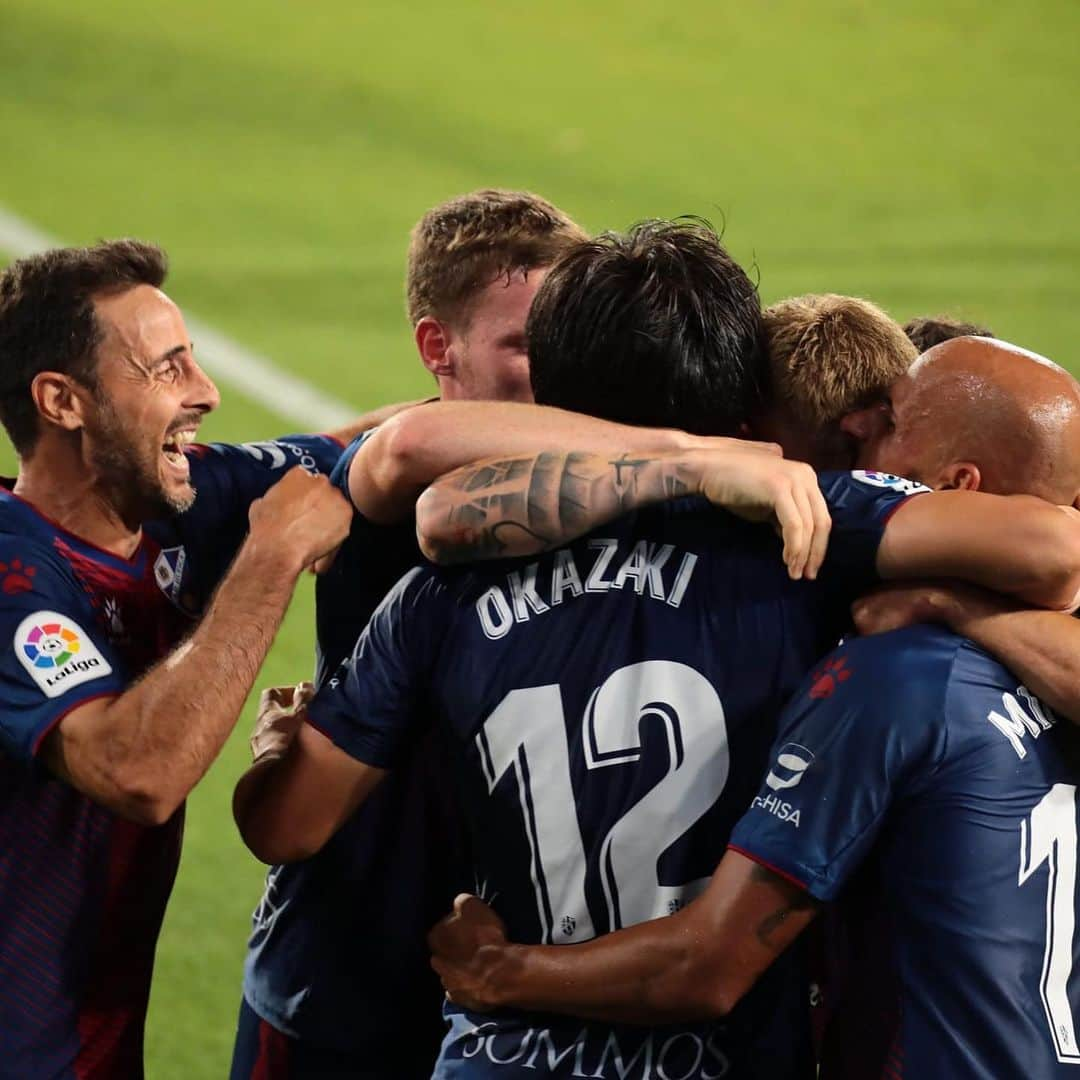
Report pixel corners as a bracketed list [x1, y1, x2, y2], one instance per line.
[477, 660, 730, 944]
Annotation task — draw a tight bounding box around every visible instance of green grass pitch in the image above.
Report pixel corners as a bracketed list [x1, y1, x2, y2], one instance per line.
[1, 2, 1078, 1073]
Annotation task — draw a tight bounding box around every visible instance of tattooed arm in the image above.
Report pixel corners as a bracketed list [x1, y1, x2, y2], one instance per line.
[428, 851, 819, 1024]
[415, 446, 832, 580]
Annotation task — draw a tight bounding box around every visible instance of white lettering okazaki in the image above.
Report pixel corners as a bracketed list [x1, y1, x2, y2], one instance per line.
[476, 539, 699, 641]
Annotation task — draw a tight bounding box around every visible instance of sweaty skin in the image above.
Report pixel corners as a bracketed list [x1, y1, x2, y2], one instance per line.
[850, 336, 1080, 505]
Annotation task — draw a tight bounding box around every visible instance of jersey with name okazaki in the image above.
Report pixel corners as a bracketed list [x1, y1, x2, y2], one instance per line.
[730, 625, 1080, 1080]
[0, 434, 340, 1080]
[308, 471, 923, 1080]
[242, 430, 469, 1073]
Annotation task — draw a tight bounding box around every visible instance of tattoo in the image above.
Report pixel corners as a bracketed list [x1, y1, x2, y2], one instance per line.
[751, 865, 819, 949]
[421, 451, 697, 564]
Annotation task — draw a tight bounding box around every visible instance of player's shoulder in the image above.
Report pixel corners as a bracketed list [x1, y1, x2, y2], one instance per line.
[800, 625, 965, 717]
[0, 493, 81, 576]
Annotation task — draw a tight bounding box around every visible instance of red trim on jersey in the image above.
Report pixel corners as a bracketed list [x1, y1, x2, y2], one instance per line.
[726, 844, 813, 893]
[252, 1015, 292, 1079]
[30, 691, 120, 757]
[881, 489, 928, 526]
[3, 490, 148, 566]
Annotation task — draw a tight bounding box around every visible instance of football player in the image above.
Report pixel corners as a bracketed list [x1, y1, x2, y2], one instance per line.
[430, 337, 1080, 1080]
[0, 239, 361, 1078]
[237, 224, 1080, 1079]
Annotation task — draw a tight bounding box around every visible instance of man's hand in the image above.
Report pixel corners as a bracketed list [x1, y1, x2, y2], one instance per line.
[695, 451, 831, 581]
[249, 467, 352, 572]
[250, 683, 314, 762]
[429, 894, 516, 1011]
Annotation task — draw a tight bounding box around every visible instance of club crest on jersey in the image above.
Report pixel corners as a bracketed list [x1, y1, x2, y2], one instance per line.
[15, 610, 112, 698]
[765, 743, 815, 791]
[851, 470, 931, 496]
[154, 545, 188, 608]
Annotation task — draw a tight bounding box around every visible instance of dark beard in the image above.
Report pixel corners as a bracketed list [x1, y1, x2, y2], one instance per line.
[86, 396, 196, 520]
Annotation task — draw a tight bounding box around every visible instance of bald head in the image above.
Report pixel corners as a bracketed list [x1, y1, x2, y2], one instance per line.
[856, 337, 1080, 505]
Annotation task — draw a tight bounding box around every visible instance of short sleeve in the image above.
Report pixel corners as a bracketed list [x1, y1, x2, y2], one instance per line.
[183, 433, 344, 527]
[306, 565, 442, 769]
[816, 470, 931, 602]
[0, 542, 126, 762]
[329, 429, 378, 511]
[728, 629, 950, 901]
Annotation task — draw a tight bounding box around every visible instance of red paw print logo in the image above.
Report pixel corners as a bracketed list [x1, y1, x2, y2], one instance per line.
[0, 558, 36, 595]
[809, 656, 852, 700]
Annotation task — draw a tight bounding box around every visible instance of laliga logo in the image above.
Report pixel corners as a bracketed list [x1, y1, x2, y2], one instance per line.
[765, 743, 815, 791]
[16, 610, 113, 699]
[22, 620, 82, 669]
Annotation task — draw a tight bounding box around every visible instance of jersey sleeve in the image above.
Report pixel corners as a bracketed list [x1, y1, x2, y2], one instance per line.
[184, 433, 344, 524]
[306, 565, 442, 769]
[0, 540, 126, 762]
[816, 470, 931, 600]
[329, 428, 377, 509]
[728, 629, 951, 901]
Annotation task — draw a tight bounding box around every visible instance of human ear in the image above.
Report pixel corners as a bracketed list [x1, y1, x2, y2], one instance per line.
[415, 317, 454, 378]
[30, 372, 87, 432]
[936, 462, 981, 491]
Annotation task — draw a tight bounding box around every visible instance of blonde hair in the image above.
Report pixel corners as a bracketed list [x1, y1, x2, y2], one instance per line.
[406, 189, 587, 327]
[764, 293, 916, 425]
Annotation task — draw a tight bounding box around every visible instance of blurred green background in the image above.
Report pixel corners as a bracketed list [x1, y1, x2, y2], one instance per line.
[1, 1, 1077, 1074]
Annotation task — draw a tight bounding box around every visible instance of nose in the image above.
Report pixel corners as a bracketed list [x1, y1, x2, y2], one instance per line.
[185, 358, 221, 415]
[838, 402, 890, 443]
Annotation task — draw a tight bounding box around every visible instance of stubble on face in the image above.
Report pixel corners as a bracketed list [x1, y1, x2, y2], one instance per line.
[84, 388, 198, 519]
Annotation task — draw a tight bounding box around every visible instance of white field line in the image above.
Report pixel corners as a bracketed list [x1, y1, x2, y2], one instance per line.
[0, 206, 356, 431]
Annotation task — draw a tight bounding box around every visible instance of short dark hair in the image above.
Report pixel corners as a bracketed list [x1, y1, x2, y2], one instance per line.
[0, 239, 167, 454]
[406, 189, 587, 328]
[527, 219, 766, 436]
[903, 315, 994, 354]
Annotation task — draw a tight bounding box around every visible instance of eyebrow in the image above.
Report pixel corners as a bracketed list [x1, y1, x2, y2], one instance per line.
[154, 344, 191, 366]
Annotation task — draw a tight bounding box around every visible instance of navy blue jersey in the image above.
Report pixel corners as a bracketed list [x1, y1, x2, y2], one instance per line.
[309, 471, 921, 1079]
[730, 625, 1080, 1080]
[0, 434, 340, 1080]
[241, 430, 470, 1069]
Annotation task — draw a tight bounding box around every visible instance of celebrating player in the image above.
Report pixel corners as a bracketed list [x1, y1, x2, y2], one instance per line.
[231, 190, 592, 1080]
[0, 240, 366, 1078]
[236, 222, 1080, 1079]
[428, 337, 1080, 1079]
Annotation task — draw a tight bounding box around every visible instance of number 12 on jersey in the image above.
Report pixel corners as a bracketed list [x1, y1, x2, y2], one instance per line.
[476, 660, 730, 944]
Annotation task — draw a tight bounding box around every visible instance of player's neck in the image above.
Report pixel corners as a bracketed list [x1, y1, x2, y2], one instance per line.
[13, 442, 143, 559]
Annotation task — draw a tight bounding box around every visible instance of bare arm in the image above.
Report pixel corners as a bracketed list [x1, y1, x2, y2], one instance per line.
[326, 397, 432, 446]
[429, 850, 819, 1024]
[346, 401, 714, 525]
[877, 495, 1080, 609]
[419, 456, 1080, 608]
[233, 714, 386, 863]
[854, 583, 1080, 724]
[41, 469, 352, 826]
[416, 446, 832, 580]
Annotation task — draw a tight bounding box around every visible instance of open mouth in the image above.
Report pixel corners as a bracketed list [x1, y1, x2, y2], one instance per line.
[162, 428, 197, 474]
